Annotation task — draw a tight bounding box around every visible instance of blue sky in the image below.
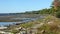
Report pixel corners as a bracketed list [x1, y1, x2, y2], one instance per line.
[0, 0, 53, 13]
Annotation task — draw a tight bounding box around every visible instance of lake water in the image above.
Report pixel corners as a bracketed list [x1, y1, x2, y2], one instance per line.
[0, 18, 37, 26]
[0, 22, 16, 26]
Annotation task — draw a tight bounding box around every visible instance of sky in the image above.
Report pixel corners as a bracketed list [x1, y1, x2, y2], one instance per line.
[0, 0, 53, 13]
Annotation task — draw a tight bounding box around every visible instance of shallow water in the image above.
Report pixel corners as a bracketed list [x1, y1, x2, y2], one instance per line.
[0, 18, 36, 26]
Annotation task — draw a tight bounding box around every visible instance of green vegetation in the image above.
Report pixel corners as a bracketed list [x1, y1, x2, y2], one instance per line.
[56, 11, 60, 18]
[20, 22, 34, 28]
[20, 20, 41, 28]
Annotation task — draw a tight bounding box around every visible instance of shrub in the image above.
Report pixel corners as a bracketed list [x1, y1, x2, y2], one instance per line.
[56, 11, 60, 18]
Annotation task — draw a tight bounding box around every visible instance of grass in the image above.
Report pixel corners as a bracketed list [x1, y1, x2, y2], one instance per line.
[37, 15, 60, 34]
[20, 20, 41, 28]
[4, 15, 60, 34]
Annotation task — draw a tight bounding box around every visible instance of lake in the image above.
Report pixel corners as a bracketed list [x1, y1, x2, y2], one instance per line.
[0, 18, 37, 26]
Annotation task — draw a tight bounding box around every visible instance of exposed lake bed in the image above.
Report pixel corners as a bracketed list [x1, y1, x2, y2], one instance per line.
[0, 14, 45, 26]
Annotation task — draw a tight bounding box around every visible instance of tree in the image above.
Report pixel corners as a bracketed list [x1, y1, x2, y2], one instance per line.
[53, 0, 60, 10]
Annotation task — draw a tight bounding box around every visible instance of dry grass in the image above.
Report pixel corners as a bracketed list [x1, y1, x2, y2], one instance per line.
[37, 15, 60, 34]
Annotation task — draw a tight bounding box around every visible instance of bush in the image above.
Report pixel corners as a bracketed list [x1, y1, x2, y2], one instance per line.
[56, 11, 60, 18]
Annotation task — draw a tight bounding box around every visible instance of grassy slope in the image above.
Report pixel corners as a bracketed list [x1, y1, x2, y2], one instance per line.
[37, 15, 60, 34]
[4, 15, 60, 34]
